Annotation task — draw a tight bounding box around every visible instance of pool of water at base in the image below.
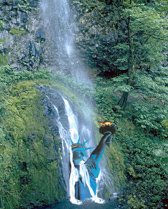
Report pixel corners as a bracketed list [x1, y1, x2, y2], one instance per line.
[42, 200, 124, 209]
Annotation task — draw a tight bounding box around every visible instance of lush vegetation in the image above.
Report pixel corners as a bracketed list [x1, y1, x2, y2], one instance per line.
[0, 66, 66, 209]
[0, 0, 168, 208]
[92, 1, 168, 208]
[0, 66, 93, 209]
[95, 77, 168, 208]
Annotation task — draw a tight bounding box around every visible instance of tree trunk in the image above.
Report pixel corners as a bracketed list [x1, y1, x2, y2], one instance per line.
[118, 12, 135, 109]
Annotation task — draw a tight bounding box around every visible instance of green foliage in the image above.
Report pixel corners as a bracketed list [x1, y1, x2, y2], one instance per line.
[0, 38, 5, 44]
[74, 0, 168, 73]
[0, 54, 8, 66]
[96, 65, 168, 137]
[95, 76, 168, 208]
[127, 4, 167, 67]
[95, 77, 117, 121]
[111, 3, 167, 107]
[9, 27, 27, 36]
[130, 68, 168, 137]
[106, 141, 126, 190]
[0, 20, 4, 30]
[127, 195, 146, 209]
[120, 131, 168, 209]
[0, 0, 38, 11]
[0, 66, 50, 87]
[0, 67, 65, 209]
[132, 102, 168, 137]
[162, 120, 168, 129]
[113, 1, 168, 108]
[1, 82, 65, 209]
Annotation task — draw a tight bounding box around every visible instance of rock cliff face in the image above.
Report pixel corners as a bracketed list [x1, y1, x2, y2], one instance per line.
[0, 0, 124, 74]
[0, 0, 48, 70]
[71, 0, 124, 73]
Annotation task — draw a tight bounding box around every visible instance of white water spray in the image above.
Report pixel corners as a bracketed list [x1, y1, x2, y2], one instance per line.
[52, 96, 104, 204]
[64, 98, 104, 204]
[63, 98, 79, 144]
[40, 0, 92, 85]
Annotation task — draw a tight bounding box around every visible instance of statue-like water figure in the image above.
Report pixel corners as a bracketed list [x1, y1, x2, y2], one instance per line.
[70, 123, 116, 204]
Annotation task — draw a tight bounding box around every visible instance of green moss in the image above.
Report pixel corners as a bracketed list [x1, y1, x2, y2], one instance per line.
[0, 38, 5, 44]
[9, 27, 26, 36]
[162, 119, 168, 129]
[0, 20, 4, 30]
[0, 81, 65, 209]
[106, 141, 126, 191]
[0, 54, 8, 66]
[127, 195, 146, 209]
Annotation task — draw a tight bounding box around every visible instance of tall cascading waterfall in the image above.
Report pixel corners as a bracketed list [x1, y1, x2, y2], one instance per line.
[40, 0, 91, 84]
[40, 0, 110, 205]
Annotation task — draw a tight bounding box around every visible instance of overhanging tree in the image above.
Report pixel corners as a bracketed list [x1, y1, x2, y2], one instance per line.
[114, 1, 168, 108]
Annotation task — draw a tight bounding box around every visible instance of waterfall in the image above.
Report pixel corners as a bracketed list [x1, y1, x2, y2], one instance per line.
[40, 0, 106, 205]
[63, 98, 79, 144]
[40, 0, 91, 85]
[52, 96, 104, 204]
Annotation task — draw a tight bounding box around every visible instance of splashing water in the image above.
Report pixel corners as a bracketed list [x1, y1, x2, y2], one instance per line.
[63, 98, 104, 204]
[52, 96, 104, 204]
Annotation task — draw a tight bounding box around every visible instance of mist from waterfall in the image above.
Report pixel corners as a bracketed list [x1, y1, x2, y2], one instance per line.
[40, 0, 91, 85]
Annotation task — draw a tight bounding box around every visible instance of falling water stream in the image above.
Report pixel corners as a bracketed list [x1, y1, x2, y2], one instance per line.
[40, 0, 111, 206]
[40, 0, 91, 84]
[53, 97, 104, 205]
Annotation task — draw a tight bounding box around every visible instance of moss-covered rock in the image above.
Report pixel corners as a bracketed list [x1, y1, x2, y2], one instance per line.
[0, 54, 8, 65]
[0, 80, 66, 209]
[9, 27, 27, 36]
[106, 142, 126, 190]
